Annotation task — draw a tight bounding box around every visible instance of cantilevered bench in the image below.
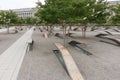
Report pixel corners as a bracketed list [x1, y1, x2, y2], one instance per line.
[105, 31, 112, 35]
[44, 32, 48, 39]
[113, 29, 120, 32]
[55, 33, 64, 39]
[55, 43, 84, 80]
[27, 38, 34, 51]
[102, 36, 120, 46]
[0, 27, 34, 80]
[69, 41, 92, 55]
[105, 30, 120, 35]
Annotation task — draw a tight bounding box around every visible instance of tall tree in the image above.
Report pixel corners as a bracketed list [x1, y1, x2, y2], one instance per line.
[35, 0, 111, 42]
[0, 10, 18, 33]
[111, 4, 120, 25]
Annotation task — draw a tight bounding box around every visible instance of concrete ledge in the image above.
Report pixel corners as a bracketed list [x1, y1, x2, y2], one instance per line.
[0, 27, 34, 80]
[27, 38, 33, 44]
[44, 32, 48, 39]
[55, 43, 84, 80]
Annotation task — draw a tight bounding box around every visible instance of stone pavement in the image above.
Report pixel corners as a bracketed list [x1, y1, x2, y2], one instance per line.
[17, 29, 70, 80]
[0, 28, 34, 80]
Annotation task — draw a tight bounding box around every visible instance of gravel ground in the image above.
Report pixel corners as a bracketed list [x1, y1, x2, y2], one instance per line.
[67, 38, 120, 80]
[17, 29, 70, 80]
[0, 30, 26, 55]
[18, 28, 120, 80]
[52, 31, 120, 80]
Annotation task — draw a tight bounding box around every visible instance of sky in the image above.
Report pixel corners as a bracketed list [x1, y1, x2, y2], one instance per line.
[0, 0, 45, 10]
[0, 0, 119, 10]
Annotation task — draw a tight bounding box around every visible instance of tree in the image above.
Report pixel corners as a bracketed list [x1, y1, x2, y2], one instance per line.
[35, 0, 111, 45]
[89, 0, 110, 25]
[35, 0, 74, 45]
[70, 0, 110, 38]
[0, 10, 18, 33]
[111, 4, 120, 25]
[24, 17, 37, 26]
[17, 17, 25, 26]
[35, 0, 60, 32]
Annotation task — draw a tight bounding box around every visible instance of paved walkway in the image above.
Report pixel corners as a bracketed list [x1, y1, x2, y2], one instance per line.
[17, 30, 70, 80]
[0, 28, 34, 80]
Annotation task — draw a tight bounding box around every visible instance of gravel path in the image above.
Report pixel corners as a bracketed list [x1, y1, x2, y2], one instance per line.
[0, 30, 25, 55]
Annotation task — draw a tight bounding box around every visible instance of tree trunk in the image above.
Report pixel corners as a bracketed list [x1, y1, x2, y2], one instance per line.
[63, 26, 67, 47]
[68, 25, 72, 36]
[49, 25, 53, 36]
[46, 26, 49, 31]
[82, 25, 87, 38]
[7, 25, 9, 34]
[66, 26, 71, 45]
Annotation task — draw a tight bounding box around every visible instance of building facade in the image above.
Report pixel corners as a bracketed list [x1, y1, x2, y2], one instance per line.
[108, 1, 120, 5]
[12, 8, 37, 18]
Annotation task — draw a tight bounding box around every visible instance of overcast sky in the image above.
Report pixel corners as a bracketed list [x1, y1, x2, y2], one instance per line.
[0, 0, 119, 10]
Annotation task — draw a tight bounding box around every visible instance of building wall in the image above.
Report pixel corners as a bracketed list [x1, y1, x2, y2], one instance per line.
[12, 8, 37, 18]
[108, 1, 120, 5]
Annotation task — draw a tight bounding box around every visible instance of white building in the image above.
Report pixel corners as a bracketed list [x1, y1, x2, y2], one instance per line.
[108, 1, 120, 5]
[12, 8, 37, 18]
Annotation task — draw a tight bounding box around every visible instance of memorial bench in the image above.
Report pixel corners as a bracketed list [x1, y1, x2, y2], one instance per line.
[44, 32, 48, 39]
[113, 29, 120, 32]
[69, 41, 92, 55]
[102, 36, 120, 46]
[55, 43, 84, 80]
[105, 31, 112, 35]
[55, 33, 64, 39]
[27, 38, 34, 51]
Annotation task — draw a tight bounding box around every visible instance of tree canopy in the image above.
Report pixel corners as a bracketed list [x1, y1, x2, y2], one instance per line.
[111, 4, 120, 25]
[0, 10, 18, 25]
[35, 0, 111, 26]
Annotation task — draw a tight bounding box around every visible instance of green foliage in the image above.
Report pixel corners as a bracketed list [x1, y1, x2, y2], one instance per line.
[35, 0, 111, 26]
[0, 10, 18, 25]
[111, 4, 120, 25]
[90, 0, 110, 24]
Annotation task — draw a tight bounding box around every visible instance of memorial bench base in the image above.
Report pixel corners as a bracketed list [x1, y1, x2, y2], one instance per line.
[27, 39, 34, 51]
